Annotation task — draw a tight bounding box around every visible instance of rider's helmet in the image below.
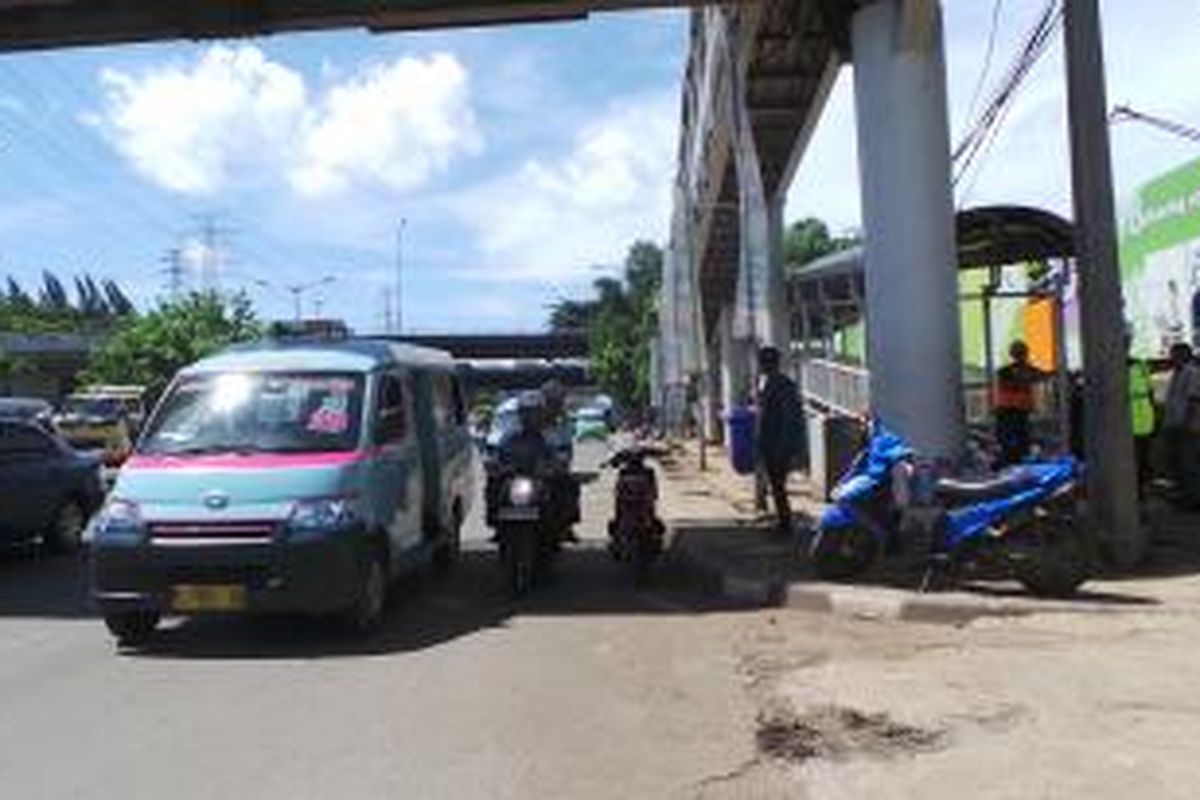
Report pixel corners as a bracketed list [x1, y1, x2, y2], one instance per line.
[540, 379, 565, 421]
[515, 390, 545, 433]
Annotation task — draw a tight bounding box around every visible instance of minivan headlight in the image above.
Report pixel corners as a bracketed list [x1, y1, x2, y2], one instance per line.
[94, 498, 144, 538]
[288, 498, 359, 532]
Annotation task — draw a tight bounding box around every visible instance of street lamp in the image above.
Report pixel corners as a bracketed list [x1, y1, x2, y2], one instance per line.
[255, 276, 337, 321]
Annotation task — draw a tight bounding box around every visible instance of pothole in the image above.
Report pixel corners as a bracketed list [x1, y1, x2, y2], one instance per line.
[756, 702, 947, 764]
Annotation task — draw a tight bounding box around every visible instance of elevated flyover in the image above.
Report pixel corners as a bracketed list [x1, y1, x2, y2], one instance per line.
[385, 332, 588, 361]
[0, 0, 714, 51]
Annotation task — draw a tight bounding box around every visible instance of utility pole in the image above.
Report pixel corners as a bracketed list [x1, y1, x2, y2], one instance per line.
[1063, 0, 1143, 567]
[194, 213, 234, 293]
[256, 276, 336, 323]
[395, 218, 407, 334]
[160, 247, 185, 299]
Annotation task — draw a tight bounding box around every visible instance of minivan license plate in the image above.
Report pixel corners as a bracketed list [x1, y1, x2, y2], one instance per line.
[171, 584, 247, 612]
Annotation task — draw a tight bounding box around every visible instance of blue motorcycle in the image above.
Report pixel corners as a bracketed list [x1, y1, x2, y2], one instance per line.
[810, 422, 1091, 597]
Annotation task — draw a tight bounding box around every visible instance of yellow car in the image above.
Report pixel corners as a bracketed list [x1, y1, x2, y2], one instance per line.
[53, 388, 145, 466]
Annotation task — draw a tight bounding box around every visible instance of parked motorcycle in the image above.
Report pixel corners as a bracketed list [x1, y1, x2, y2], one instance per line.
[486, 466, 564, 597]
[809, 422, 1091, 597]
[604, 445, 667, 586]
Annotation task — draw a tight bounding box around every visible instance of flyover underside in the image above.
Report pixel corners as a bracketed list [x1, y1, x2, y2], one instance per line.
[691, 0, 845, 337]
[383, 333, 588, 361]
[0, 0, 714, 51]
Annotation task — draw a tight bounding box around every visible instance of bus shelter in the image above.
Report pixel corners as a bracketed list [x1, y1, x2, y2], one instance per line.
[789, 205, 1076, 483]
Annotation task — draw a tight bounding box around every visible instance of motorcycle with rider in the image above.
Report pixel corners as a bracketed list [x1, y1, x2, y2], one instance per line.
[485, 391, 576, 596]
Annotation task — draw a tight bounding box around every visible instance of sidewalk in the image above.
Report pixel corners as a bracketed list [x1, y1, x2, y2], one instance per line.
[657, 437, 1200, 623]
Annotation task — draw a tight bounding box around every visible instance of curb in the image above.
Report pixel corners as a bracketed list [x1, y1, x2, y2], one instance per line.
[666, 525, 1161, 626]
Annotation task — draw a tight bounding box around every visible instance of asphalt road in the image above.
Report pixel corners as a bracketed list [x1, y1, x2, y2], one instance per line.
[0, 441, 761, 800]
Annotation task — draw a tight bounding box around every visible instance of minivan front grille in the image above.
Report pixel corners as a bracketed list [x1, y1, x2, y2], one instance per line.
[149, 520, 278, 545]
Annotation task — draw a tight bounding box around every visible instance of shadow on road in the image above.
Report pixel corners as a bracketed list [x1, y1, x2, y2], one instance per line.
[671, 518, 1165, 608]
[0, 548, 96, 619]
[112, 543, 754, 661]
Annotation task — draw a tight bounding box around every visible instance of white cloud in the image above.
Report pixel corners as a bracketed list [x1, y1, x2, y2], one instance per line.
[93, 45, 307, 194]
[290, 53, 482, 197]
[449, 91, 677, 283]
[92, 45, 480, 198]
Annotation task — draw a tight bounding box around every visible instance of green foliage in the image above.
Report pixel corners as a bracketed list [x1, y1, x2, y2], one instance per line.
[784, 217, 861, 271]
[548, 241, 663, 411]
[80, 292, 262, 402]
[0, 273, 134, 333]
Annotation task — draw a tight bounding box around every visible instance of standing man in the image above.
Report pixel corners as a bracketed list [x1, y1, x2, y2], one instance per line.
[756, 346, 805, 535]
[994, 340, 1046, 466]
[1127, 333, 1157, 497]
[1163, 342, 1200, 507]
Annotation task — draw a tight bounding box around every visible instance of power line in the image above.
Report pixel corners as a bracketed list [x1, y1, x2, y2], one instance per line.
[1110, 104, 1200, 144]
[952, 0, 1063, 190]
[964, 0, 1005, 125]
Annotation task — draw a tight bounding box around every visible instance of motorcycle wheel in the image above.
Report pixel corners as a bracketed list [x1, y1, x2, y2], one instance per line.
[1011, 518, 1091, 598]
[501, 526, 537, 598]
[809, 525, 878, 580]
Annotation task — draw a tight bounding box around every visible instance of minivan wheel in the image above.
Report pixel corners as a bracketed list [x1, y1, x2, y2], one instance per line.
[104, 611, 159, 647]
[46, 500, 86, 554]
[345, 547, 388, 635]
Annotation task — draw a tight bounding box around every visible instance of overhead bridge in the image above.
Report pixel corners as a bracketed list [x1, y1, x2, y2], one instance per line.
[0, 0, 712, 51]
[381, 332, 589, 361]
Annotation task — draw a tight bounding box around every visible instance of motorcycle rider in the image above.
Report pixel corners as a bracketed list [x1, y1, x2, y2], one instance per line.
[491, 390, 574, 541]
[540, 379, 580, 540]
[497, 391, 556, 474]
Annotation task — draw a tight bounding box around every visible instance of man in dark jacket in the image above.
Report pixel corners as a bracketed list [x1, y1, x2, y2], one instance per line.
[756, 346, 805, 535]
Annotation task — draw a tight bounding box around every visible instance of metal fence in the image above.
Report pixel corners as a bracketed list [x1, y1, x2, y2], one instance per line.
[800, 358, 870, 417]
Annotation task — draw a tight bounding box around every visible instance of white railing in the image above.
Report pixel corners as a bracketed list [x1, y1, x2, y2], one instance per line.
[801, 358, 870, 417]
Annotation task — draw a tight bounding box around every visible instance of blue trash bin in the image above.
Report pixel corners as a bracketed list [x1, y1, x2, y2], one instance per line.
[727, 405, 757, 475]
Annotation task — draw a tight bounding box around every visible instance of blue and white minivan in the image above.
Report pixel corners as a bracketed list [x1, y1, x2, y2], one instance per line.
[91, 338, 474, 645]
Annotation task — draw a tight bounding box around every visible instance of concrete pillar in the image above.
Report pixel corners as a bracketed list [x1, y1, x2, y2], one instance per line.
[718, 304, 743, 418]
[704, 333, 723, 444]
[851, 0, 964, 461]
[765, 194, 789, 350]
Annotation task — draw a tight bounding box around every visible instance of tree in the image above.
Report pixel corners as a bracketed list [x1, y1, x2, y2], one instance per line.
[80, 292, 262, 402]
[548, 241, 663, 412]
[39, 271, 70, 313]
[783, 217, 860, 271]
[547, 298, 596, 332]
[6, 277, 33, 310]
[103, 280, 136, 317]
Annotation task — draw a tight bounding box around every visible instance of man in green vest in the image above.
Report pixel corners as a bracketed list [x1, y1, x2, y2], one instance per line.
[1128, 332, 1156, 498]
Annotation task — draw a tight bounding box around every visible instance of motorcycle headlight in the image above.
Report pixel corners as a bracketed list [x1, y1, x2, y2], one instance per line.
[288, 497, 359, 532]
[508, 477, 537, 507]
[94, 498, 144, 539]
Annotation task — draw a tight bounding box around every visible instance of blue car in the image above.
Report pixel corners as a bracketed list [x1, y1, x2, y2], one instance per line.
[0, 419, 104, 552]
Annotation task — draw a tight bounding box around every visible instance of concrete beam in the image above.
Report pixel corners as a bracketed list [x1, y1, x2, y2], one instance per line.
[0, 0, 726, 52]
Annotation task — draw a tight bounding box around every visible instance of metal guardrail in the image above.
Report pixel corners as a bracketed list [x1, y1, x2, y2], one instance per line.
[801, 358, 870, 417]
[804, 363, 1066, 444]
[0, 332, 100, 355]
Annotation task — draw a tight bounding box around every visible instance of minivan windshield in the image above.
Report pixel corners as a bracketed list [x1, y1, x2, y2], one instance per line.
[63, 397, 123, 418]
[139, 372, 364, 456]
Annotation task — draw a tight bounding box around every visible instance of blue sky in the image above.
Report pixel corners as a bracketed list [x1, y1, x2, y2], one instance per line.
[0, 11, 687, 331]
[1, 2, 1199, 332]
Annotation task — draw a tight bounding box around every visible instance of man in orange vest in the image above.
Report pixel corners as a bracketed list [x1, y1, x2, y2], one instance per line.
[994, 340, 1047, 466]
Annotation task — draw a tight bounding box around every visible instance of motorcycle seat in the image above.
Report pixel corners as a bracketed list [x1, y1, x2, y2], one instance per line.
[934, 472, 1038, 504]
